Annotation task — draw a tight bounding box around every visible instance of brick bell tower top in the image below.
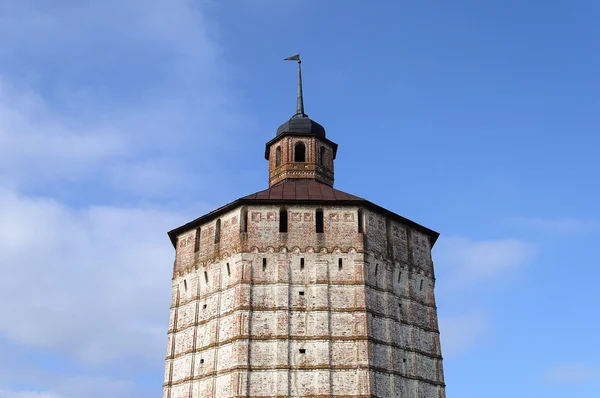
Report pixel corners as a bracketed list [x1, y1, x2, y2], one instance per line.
[265, 54, 338, 188]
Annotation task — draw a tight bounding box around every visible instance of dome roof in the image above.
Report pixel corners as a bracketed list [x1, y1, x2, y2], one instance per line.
[276, 113, 326, 138]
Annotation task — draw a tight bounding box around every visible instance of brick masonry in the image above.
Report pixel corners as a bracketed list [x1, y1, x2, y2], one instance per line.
[164, 205, 446, 398]
[267, 136, 336, 187]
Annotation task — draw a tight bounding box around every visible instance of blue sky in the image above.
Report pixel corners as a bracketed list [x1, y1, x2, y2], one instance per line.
[0, 1, 598, 397]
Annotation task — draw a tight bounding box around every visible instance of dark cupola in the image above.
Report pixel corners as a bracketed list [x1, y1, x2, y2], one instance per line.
[265, 55, 338, 188]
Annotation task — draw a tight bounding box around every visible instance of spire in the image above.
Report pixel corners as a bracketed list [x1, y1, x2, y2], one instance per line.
[284, 54, 305, 116]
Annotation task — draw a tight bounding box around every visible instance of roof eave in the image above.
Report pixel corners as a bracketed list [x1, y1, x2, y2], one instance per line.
[264, 133, 339, 160]
[167, 197, 439, 249]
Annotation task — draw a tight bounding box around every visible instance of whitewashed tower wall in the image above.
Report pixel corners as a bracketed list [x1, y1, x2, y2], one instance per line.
[164, 204, 445, 398]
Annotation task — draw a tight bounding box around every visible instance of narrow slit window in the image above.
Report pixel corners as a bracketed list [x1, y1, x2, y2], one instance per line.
[316, 209, 324, 233]
[194, 227, 201, 252]
[300, 258, 304, 270]
[202, 304, 207, 309]
[419, 279, 424, 291]
[375, 264, 378, 276]
[403, 358, 407, 363]
[183, 279, 188, 291]
[214, 219, 221, 244]
[279, 208, 288, 233]
[398, 271, 402, 283]
[275, 146, 281, 167]
[358, 209, 364, 233]
[227, 263, 231, 276]
[200, 358, 204, 364]
[319, 146, 326, 166]
[204, 271, 208, 283]
[240, 207, 248, 233]
[299, 349, 306, 354]
[262, 258, 267, 271]
[338, 258, 343, 271]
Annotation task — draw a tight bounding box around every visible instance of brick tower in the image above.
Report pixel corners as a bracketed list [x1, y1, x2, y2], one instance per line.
[163, 56, 446, 398]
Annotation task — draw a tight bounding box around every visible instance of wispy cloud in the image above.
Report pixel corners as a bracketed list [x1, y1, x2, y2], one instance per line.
[434, 236, 536, 290]
[544, 362, 598, 384]
[0, 189, 188, 363]
[0, 0, 249, 200]
[438, 311, 489, 358]
[0, 0, 243, 396]
[508, 217, 599, 235]
[0, 373, 139, 398]
[0, 391, 61, 398]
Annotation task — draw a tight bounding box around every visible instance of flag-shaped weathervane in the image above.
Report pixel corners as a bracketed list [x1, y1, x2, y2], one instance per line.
[284, 54, 304, 115]
[284, 54, 301, 62]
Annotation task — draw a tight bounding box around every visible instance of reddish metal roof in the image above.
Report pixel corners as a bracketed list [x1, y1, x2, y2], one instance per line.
[242, 180, 365, 202]
[168, 179, 439, 248]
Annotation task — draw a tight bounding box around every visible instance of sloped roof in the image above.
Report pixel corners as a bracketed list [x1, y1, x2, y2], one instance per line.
[167, 180, 439, 247]
[242, 179, 363, 201]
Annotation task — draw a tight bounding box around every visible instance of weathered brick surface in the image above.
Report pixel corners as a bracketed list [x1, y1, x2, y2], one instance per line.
[267, 136, 335, 187]
[164, 204, 445, 397]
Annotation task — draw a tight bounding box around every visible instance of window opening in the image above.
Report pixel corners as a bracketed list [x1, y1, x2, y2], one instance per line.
[375, 264, 378, 276]
[299, 291, 305, 296]
[299, 349, 306, 354]
[262, 258, 267, 271]
[200, 358, 204, 364]
[183, 279, 188, 292]
[294, 142, 306, 162]
[316, 209, 324, 233]
[398, 271, 402, 283]
[279, 208, 288, 233]
[419, 279, 424, 291]
[240, 207, 248, 233]
[204, 271, 208, 283]
[203, 304, 207, 309]
[403, 358, 407, 363]
[319, 146, 326, 166]
[300, 258, 305, 270]
[194, 227, 201, 252]
[338, 258, 343, 270]
[214, 219, 221, 244]
[227, 263, 231, 276]
[275, 146, 281, 167]
[358, 209, 364, 233]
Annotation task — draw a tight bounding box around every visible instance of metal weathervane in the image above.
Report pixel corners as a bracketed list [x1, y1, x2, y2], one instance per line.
[284, 54, 305, 116]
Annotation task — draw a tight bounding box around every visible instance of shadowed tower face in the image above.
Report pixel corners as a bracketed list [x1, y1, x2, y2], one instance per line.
[163, 56, 446, 398]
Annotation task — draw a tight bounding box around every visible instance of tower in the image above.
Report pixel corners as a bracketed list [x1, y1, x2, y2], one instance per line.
[163, 56, 446, 398]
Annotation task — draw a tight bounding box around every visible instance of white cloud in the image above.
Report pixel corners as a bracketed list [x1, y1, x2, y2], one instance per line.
[0, 2, 240, 396]
[0, 373, 143, 398]
[509, 217, 599, 235]
[0, 188, 189, 364]
[0, 0, 252, 398]
[0, 1, 219, 65]
[51, 375, 141, 398]
[0, 80, 128, 181]
[0, 391, 61, 398]
[544, 362, 598, 384]
[433, 236, 536, 289]
[0, 0, 248, 196]
[438, 311, 489, 358]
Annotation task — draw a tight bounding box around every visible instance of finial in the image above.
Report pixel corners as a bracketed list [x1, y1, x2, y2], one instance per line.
[284, 54, 304, 116]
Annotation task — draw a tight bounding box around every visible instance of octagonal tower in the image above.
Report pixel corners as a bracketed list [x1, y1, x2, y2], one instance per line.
[163, 57, 446, 398]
